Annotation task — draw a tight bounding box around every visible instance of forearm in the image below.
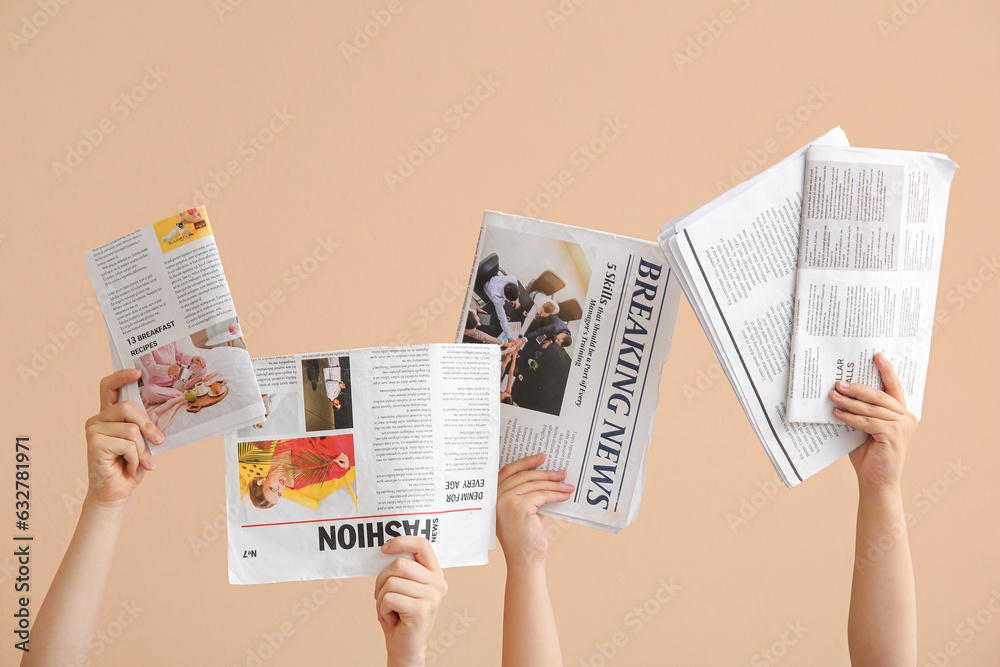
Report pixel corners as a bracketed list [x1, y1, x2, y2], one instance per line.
[848, 484, 916, 667]
[386, 647, 426, 667]
[498, 314, 516, 341]
[503, 562, 562, 667]
[22, 497, 127, 666]
[522, 305, 540, 334]
[490, 293, 516, 340]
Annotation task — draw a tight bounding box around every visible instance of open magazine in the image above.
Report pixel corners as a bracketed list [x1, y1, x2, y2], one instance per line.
[225, 344, 500, 584]
[657, 128, 869, 487]
[785, 145, 957, 423]
[83, 207, 264, 453]
[455, 211, 681, 532]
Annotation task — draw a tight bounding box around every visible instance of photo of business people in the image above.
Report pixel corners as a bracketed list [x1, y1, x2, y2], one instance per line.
[301, 356, 354, 431]
[463, 225, 592, 416]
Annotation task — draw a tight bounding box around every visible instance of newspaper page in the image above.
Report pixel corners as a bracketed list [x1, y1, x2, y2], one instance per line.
[455, 211, 681, 532]
[225, 344, 500, 584]
[786, 146, 958, 423]
[83, 207, 264, 453]
[657, 128, 869, 487]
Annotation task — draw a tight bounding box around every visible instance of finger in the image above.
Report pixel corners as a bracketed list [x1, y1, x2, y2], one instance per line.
[100, 369, 143, 411]
[375, 595, 399, 626]
[379, 592, 417, 626]
[98, 432, 141, 477]
[832, 408, 895, 437]
[103, 401, 165, 447]
[834, 380, 905, 415]
[96, 422, 157, 471]
[521, 489, 574, 508]
[382, 536, 442, 573]
[374, 557, 439, 598]
[509, 480, 574, 498]
[498, 453, 546, 485]
[498, 468, 567, 494]
[874, 352, 907, 408]
[376, 575, 433, 606]
[829, 389, 900, 423]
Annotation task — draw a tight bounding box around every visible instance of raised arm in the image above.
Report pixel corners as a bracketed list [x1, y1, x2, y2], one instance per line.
[23, 369, 160, 666]
[832, 353, 918, 667]
[497, 453, 574, 667]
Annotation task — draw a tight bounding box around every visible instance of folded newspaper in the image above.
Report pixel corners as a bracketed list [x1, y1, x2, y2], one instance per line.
[657, 128, 869, 487]
[83, 207, 264, 453]
[785, 145, 957, 423]
[456, 211, 681, 532]
[226, 344, 500, 584]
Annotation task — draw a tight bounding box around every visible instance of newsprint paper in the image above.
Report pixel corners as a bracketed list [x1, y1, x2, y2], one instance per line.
[657, 128, 868, 487]
[785, 145, 957, 424]
[456, 211, 681, 532]
[226, 344, 500, 584]
[83, 206, 264, 454]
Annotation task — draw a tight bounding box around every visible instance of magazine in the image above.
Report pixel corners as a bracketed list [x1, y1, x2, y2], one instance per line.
[455, 211, 681, 532]
[225, 344, 500, 584]
[83, 207, 264, 453]
[657, 128, 870, 486]
[785, 145, 957, 423]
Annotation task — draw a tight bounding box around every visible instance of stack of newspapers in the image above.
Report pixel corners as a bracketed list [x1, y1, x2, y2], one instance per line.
[657, 127, 957, 486]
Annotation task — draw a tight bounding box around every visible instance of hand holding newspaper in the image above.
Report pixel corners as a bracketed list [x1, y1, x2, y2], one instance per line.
[657, 129, 869, 486]
[785, 145, 957, 423]
[83, 207, 264, 453]
[457, 211, 682, 531]
[226, 344, 500, 584]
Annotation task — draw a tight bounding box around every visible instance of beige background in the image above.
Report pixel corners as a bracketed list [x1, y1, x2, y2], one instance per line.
[2, 1, 998, 665]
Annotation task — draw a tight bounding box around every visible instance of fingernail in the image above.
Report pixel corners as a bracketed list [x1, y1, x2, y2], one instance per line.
[837, 381, 848, 390]
[833, 408, 842, 414]
[148, 458, 156, 470]
[832, 390, 841, 399]
[151, 431, 164, 444]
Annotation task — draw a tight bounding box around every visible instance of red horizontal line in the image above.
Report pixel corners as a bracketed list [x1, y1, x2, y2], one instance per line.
[242, 507, 483, 529]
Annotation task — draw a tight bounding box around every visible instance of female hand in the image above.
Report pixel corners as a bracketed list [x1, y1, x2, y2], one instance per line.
[375, 536, 448, 667]
[496, 453, 573, 571]
[831, 353, 917, 490]
[85, 369, 161, 506]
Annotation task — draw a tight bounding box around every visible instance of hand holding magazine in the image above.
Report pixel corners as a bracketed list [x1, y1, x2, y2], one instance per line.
[83, 207, 264, 453]
[226, 344, 500, 584]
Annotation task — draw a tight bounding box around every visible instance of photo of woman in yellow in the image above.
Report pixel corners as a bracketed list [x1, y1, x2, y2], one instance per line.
[238, 435, 356, 510]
